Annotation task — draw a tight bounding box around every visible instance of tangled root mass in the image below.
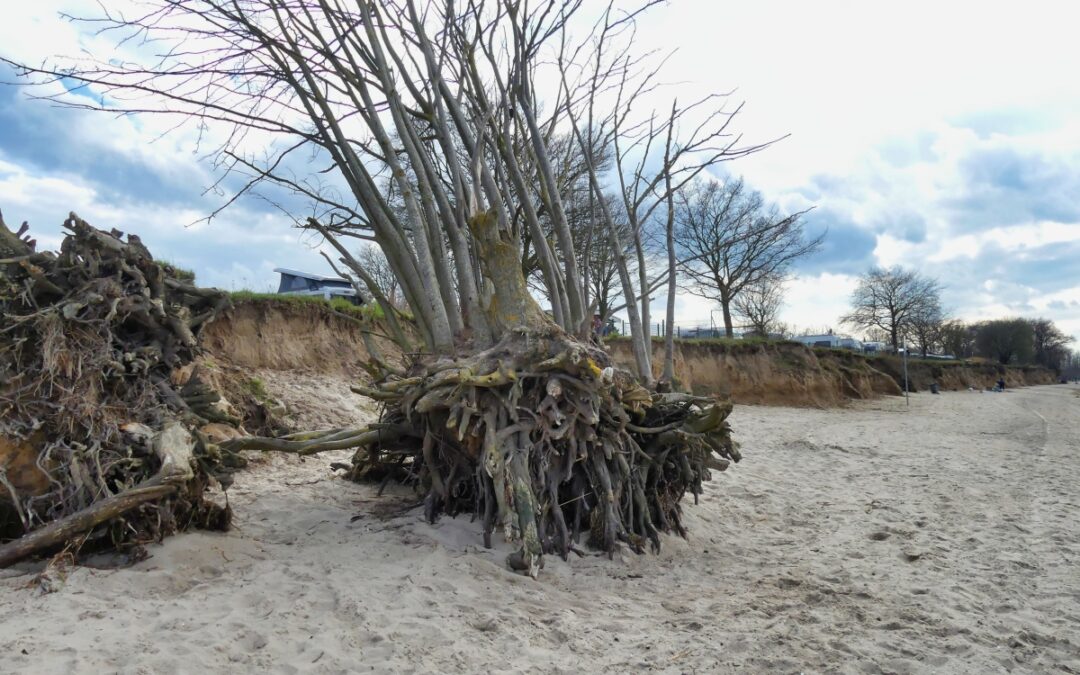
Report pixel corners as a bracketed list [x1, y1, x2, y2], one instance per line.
[0, 212, 236, 561]
[229, 329, 740, 577]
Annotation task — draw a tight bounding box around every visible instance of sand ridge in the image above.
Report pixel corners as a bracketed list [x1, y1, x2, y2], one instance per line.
[1, 385, 1078, 673]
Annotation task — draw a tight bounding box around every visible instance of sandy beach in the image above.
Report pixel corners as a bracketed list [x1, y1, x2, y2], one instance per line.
[2, 384, 1077, 674]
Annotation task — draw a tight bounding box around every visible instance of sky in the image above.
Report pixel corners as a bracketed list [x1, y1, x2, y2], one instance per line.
[1, 1, 1079, 343]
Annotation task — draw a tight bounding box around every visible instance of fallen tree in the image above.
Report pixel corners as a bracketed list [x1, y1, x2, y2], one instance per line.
[5, 0, 751, 576]
[0, 209, 740, 576]
[0, 211, 237, 566]
[224, 215, 740, 577]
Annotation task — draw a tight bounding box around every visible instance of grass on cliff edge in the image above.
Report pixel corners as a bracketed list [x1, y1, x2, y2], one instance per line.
[228, 291, 386, 321]
[856, 350, 965, 366]
[156, 260, 196, 283]
[605, 335, 800, 351]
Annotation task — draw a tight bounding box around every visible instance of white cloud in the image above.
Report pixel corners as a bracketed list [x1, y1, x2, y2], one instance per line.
[872, 234, 918, 269]
[782, 273, 859, 335]
[0, 160, 339, 292]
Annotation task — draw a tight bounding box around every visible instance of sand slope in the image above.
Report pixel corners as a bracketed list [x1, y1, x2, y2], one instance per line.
[2, 385, 1078, 674]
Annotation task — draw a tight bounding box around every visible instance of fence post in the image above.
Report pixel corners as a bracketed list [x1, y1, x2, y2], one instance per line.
[903, 339, 910, 407]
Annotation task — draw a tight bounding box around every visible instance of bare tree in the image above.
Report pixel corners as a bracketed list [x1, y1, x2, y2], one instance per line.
[661, 109, 679, 385]
[354, 244, 401, 308]
[552, 21, 774, 383]
[841, 266, 943, 351]
[1029, 318, 1074, 370]
[975, 318, 1035, 365]
[9, 0, 583, 352]
[732, 276, 786, 337]
[609, 97, 767, 382]
[907, 300, 946, 358]
[5, 0, 749, 576]
[675, 177, 820, 337]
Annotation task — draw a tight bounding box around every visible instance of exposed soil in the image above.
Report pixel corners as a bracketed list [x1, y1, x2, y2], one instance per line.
[609, 339, 1057, 406]
[200, 299, 402, 376]
[609, 340, 902, 406]
[863, 354, 1056, 393]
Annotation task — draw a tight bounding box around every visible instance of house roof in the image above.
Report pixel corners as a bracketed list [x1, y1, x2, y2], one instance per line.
[273, 267, 350, 283]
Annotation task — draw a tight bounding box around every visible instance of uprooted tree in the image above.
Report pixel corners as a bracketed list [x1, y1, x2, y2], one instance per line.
[0, 211, 240, 568]
[4, 0, 757, 575]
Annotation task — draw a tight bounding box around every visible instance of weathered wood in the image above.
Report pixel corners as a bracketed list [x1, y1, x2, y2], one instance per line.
[222, 425, 416, 456]
[0, 209, 33, 261]
[0, 212, 236, 560]
[232, 329, 739, 577]
[0, 484, 177, 568]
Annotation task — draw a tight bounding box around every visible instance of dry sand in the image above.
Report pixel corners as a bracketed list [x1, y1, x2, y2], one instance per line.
[2, 384, 1078, 674]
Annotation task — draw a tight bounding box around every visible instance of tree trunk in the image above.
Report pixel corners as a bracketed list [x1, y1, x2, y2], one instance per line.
[662, 266, 677, 385]
[469, 211, 548, 335]
[612, 228, 654, 386]
[633, 227, 652, 375]
[630, 227, 648, 345]
[721, 290, 735, 338]
[662, 146, 677, 386]
[516, 86, 585, 329]
[561, 103, 654, 385]
[0, 484, 179, 568]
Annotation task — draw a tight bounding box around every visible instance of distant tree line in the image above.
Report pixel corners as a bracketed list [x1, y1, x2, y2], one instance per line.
[842, 266, 1075, 370]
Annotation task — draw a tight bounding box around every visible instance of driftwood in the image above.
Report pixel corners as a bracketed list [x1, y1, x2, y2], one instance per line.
[0, 485, 177, 568]
[227, 328, 740, 577]
[0, 210, 234, 566]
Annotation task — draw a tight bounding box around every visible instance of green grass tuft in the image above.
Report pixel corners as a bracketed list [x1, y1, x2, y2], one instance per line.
[156, 260, 196, 283]
[227, 291, 392, 322]
[245, 377, 270, 402]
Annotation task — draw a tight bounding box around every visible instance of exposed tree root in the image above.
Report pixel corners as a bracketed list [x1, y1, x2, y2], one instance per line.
[1, 208, 739, 575]
[226, 329, 740, 577]
[0, 211, 235, 566]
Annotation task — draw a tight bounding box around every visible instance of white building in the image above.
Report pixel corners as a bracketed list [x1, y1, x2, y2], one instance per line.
[274, 268, 361, 303]
[790, 334, 863, 351]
